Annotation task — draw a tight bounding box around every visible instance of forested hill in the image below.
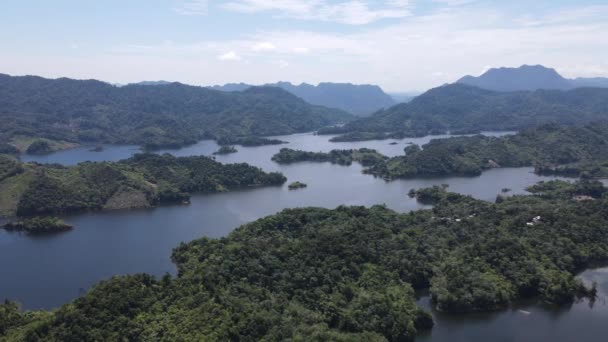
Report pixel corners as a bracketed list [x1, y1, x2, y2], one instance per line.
[2, 181, 606, 340]
[211, 81, 396, 116]
[0, 74, 352, 150]
[323, 83, 608, 138]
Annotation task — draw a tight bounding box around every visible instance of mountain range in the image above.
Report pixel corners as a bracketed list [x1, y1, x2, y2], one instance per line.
[0, 74, 352, 149]
[457, 65, 608, 92]
[210, 82, 397, 116]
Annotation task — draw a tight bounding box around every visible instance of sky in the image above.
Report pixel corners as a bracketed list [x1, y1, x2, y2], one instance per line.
[1, 0, 607, 92]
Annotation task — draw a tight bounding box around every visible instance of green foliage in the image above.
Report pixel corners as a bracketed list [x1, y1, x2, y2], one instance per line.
[0, 144, 19, 155]
[526, 179, 606, 200]
[212, 146, 238, 155]
[0, 301, 23, 336]
[216, 136, 287, 147]
[25, 140, 52, 155]
[332, 83, 608, 138]
[366, 123, 608, 179]
[0, 74, 352, 149]
[3, 217, 72, 234]
[272, 148, 387, 167]
[5, 182, 608, 340]
[407, 184, 450, 205]
[1, 153, 286, 216]
[0, 155, 22, 182]
[328, 132, 396, 142]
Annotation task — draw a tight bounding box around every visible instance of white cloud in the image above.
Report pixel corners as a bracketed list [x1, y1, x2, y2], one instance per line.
[432, 0, 476, 6]
[217, 51, 241, 61]
[292, 47, 310, 54]
[173, 0, 208, 15]
[276, 60, 289, 68]
[251, 42, 276, 51]
[221, 0, 411, 25]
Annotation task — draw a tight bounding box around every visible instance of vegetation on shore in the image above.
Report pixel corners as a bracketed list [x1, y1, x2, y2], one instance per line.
[272, 148, 387, 167]
[365, 123, 608, 179]
[216, 136, 288, 147]
[302, 123, 608, 180]
[3, 217, 72, 234]
[2, 180, 606, 340]
[25, 140, 53, 155]
[0, 153, 286, 217]
[212, 146, 237, 155]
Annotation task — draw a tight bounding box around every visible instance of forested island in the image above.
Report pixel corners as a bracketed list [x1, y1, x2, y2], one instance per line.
[0, 153, 286, 217]
[212, 146, 237, 155]
[320, 83, 608, 141]
[288, 181, 307, 190]
[2, 180, 606, 340]
[0, 74, 352, 150]
[284, 124, 608, 180]
[366, 123, 608, 179]
[3, 217, 72, 235]
[272, 148, 387, 166]
[216, 136, 287, 147]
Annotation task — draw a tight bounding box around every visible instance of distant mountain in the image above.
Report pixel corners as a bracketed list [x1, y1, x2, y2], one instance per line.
[210, 82, 396, 117]
[132, 80, 173, 86]
[209, 83, 251, 92]
[571, 77, 608, 88]
[0, 74, 352, 149]
[457, 65, 608, 92]
[322, 83, 608, 138]
[388, 92, 419, 103]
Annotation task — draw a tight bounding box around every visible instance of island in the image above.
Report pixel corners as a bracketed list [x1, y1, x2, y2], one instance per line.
[0, 153, 286, 217]
[286, 123, 608, 181]
[216, 136, 288, 147]
[2, 179, 605, 340]
[212, 146, 237, 155]
[288, 181, 307, 190]
[365, 123, 608, 179]
[3, 217, 72, 234]
[272, 148, 387, 167]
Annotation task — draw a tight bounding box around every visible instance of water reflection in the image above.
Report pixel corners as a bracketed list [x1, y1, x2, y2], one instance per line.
[415, 268, 608, 342]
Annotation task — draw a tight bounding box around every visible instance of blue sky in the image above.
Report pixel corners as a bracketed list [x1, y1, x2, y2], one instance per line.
[1, 0, 607, 91]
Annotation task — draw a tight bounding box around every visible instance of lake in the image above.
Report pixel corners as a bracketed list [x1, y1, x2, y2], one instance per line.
[3, 131, 604, 341]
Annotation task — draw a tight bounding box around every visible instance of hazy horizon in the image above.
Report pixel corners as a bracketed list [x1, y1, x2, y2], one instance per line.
[2, 0, 608, 92]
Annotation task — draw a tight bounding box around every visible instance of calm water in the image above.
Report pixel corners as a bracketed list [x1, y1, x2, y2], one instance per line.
[416, 268, 608, 342]
[4, 132, 604, 341]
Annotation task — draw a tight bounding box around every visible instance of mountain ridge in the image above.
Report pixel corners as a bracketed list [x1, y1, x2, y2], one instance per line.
[0, 73, 353, 149]
[322, 82, 608, 138]
[457, 65, 608, 91]
[210, 81, 396, 116]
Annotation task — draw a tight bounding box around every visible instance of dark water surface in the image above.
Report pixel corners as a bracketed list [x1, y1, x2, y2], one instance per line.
[416, 268, 608, 342]
[4, 132, 605, 341]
